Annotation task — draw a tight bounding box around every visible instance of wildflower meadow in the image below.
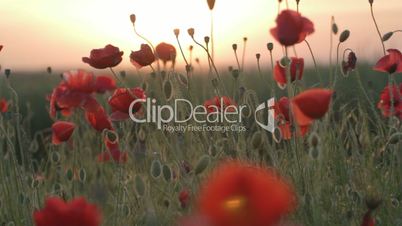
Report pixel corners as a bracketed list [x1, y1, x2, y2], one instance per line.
[0, 0, 401, 225]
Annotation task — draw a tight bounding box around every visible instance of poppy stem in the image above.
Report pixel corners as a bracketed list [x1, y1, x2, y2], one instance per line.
[241, 39, 247, 72]
[329, 16, 334, 86]
[304, 40, 321, 85]
[370, 3, 386, 56]
[233, 49, 241, 71]
[268, 49, 276, 98]
[133, 25, 161, 73]
[210, 11, 215, 61]
[332, 41, 341, 88]
[109, 68, 136, 99]
[192, 37, 227, 94]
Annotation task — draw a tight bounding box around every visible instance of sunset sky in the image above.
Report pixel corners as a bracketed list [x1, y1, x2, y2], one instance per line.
[0, 0, 401, 72]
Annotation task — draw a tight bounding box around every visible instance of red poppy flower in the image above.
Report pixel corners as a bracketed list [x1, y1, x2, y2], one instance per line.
[377, 84, 402, 119]
[62, 69, 97, 93]
[33, 197, 101, 226]
[361, 211, 375, 226]
[82, 44, 124, 69]
[270, 10, 314, 46]
[342, 51, 357, 76]
[179, 189, 191, 209]
[197, 161, 295, 226]
[155, 42, 177, 64]
[97, 133, 128, 163]
[373, 49, 402, 74]
[274, 57, 304, 88]
[291, 89, 333, 126]
[204, 96, 237, 113]
[130, 44, 155, 69]
[94, 75, 116, 93]
[0, 98, 8, 113]
[84, 103, 113, 132]
[178, 215, 213, 226]
[51, 121, 76, 145]
[274, 97, 309, 140]
[108, 88, 146, 121]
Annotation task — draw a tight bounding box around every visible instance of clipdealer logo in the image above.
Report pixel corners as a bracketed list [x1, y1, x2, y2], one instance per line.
[128, 98, 276, 133]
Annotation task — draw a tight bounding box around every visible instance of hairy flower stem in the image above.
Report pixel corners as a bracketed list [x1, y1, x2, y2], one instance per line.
[233, 49, 241, 71]
[175, 36, 192, 93]
[329, 17, 334, 87]
[5, 79, 26, 169]
[269, 50, 276, 97]
[241, 40, 247, 71]
[192, 37, 227, 94]
[304, 40, 321, 86]
[370, 3, 386, 56]
[133, 25, 161, 73]
[210, 11, 215, 61]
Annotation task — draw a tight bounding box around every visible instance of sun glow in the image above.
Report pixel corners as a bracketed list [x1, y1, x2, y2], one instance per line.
[0, 0, 401, 70]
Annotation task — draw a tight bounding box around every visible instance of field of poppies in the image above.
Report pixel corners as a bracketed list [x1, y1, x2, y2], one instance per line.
[0, 0, 402, 225]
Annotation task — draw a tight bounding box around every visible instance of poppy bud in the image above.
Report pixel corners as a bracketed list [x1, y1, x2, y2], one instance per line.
[207, 0, 215, 10]
[187, 28, 195, 38]
[4, 69, 11, 78]
[232, 44, 238, 51]
[174, 29, 180, 38]
[134, 175, 145, 197]
[339, 30, 350, 43]
[194, 155, 210, 175]
[130, 14, 136, 24]
[332, 23, 338, 35]
[308, 132, 320, 148]
[228, 66, 233, 72]
[368, 0, 373, 5]
[296, 0, 300, 4]
[204, 36, 210, 44]
[232, 69, 240, 79]
[365, 195, 382, 211]
[389, 132, 402, 144]
[243, 37, 248, 42]
[120, 70, 126, 78]
[280, 56, 291, 67]
[256, 53, 261, 60]
[382, 32, 394, 42]
[189, 45, 194, 51]
[47, 66, 52, 74]
[267, 42, 274, 51]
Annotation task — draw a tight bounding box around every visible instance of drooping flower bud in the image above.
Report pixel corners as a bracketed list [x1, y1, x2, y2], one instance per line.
[174, 29, 180, 38]
[267, 42, 274, 51]
[130, 14, 136, 24]
[4, 69, 11, 78]
[204, 36, 210, 44]
[187, 28, 195, 38]
[207, 0, 216, 10]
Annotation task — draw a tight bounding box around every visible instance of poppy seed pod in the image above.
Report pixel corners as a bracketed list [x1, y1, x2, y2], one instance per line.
[369, 0, 374, 5]
[267, 42, 274, 51]
[130, 14, 136, 24]
[339, 30, 350, 43]
[232, 44, 238, 51]
[243, 37, 248, 42]
[207, 0, 215, 10]
[228, 66, 233, 72]
[189, 45, 193, 51]
[174, 29, 180, 38]
[232, 69, 240, 79]
[256, 53, 261, 60]
[365, 195, 382, 211]
[187, 28, 195, 38]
